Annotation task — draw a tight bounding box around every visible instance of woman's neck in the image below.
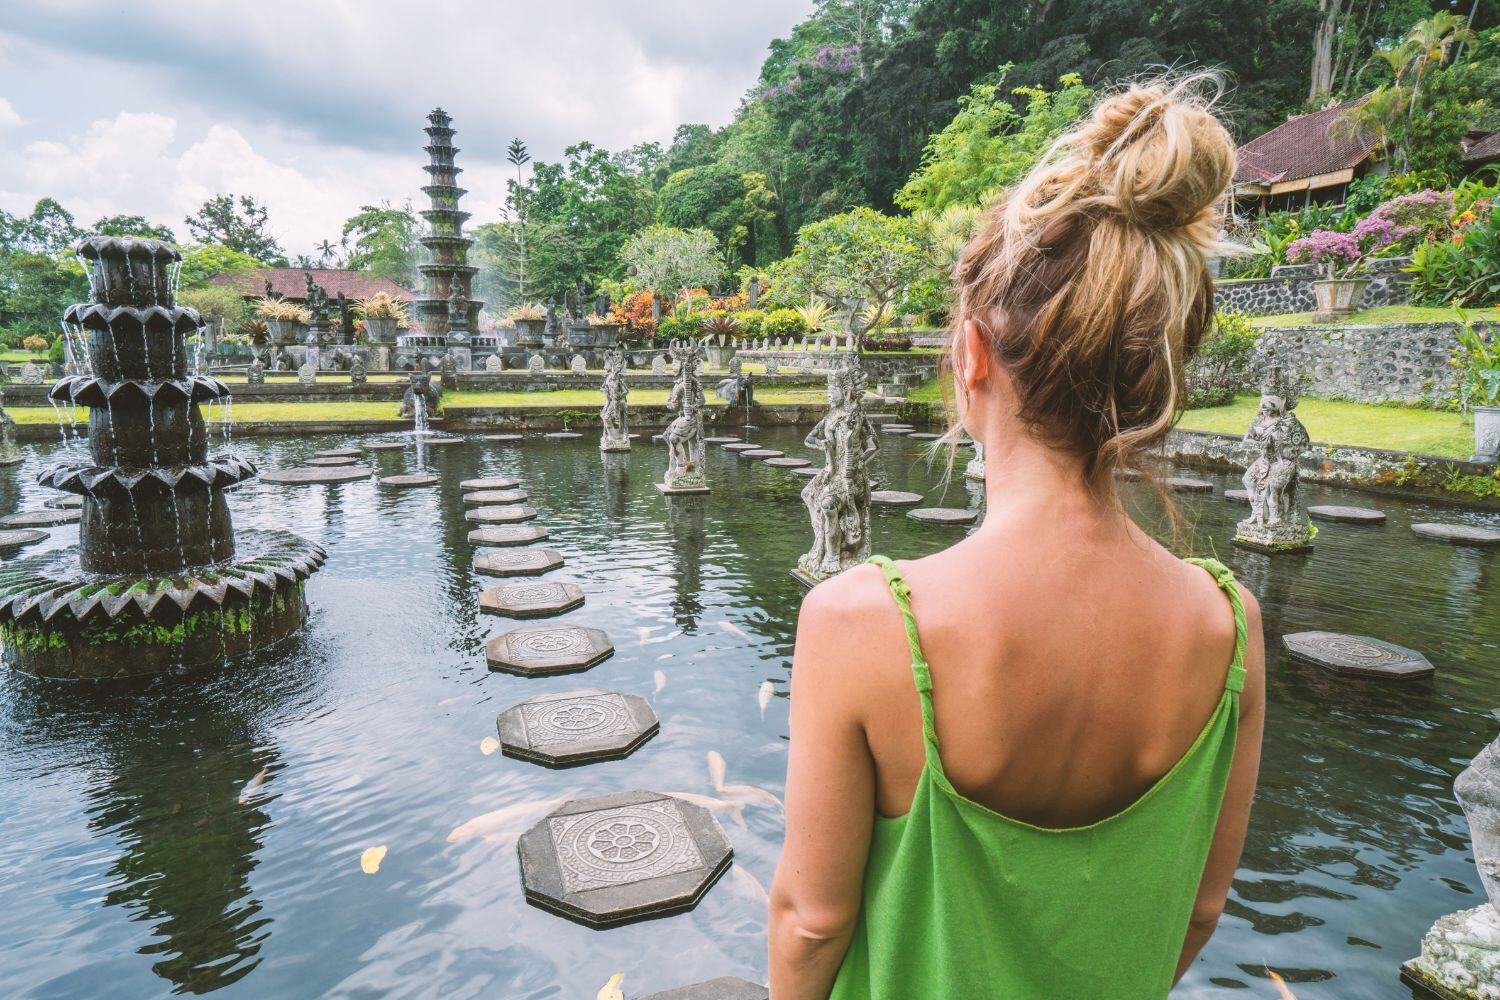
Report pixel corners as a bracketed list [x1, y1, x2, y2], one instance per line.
[972, 418, 1131, 541]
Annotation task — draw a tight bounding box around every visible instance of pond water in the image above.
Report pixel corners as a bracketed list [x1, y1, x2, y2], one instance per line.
[0, 424, 1497, 998]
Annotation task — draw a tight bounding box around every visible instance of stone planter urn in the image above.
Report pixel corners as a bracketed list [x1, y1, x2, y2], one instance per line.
[590, 322, 621, 349]
[364, 317, 398, 345]
[1473, 405, 1500, 464]
[265, 318, 300, 345]
[565, 323, 599, 349]
[1310, 278, 1369, 322]
[514, 318, 546, 347]
[706, 342, 737, 368]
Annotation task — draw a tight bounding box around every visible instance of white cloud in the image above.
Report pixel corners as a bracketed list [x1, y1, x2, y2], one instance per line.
[0, 97, 21, 127]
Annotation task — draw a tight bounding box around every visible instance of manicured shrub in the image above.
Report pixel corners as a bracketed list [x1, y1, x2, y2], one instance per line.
[762, 308, 806, 338]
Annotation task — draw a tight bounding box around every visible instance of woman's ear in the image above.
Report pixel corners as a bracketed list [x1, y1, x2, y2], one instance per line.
[961, 319, 990, 392]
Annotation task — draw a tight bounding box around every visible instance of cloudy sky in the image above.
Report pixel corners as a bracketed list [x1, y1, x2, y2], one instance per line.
[0, 0, 811, 257]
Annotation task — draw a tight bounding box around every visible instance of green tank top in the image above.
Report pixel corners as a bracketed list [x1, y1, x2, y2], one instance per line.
[829, 555, 1247, 1000]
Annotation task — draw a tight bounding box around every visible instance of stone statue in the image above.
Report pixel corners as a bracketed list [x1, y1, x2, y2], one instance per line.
[570, 354, 587, 374]
[439, 353, 458, 389]
[349, 353, 368, 386]
[728, 355, 743, 376]
[545, 301, 559, 342]
[19, 362, 43, 385]
[765, 357, 779, 376]
[795, 356, 878, 585]
[651, 353, 667, 376]
[0, 389, 22, 465]
[599, 348, 630, 453]
[564, 287, 579, 321]
[1234, 363, 1313, 553]
[246, 359, 265, 385]
[658, 341, 709, 494]
[528, 353, 545, 374]
[264, 278, 275, 299]
[298, 360, 317, 386]
[337, 292, 355, 344]
[1404, 734, 1500, 997]
[595, 290, 610, 317]
[747, 277, 759, 308]
[484, 354, 504, 372]
[399, 371, 441, 418]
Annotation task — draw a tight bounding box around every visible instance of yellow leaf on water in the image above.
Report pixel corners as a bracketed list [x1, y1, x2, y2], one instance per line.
[1267, 969, 1297, 1000]
[360, 845, 387, 874]
[597, 972, 624, 1000]
[480, 736, 500, 756]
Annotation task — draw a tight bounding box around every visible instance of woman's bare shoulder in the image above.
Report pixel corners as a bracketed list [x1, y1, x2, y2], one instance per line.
[793, 561, 915, 693]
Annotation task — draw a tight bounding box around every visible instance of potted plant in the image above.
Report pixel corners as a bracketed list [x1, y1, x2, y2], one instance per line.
[359, 293, 408, 344]
[508, 304, 547, 347]
[254, 297, 312, 344]
[1284, 231, 1370, 321]
[701, 314, 741, 367]
[1453, 307, 1500, 463]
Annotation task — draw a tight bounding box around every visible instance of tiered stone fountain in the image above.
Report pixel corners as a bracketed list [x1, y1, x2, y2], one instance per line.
[0, 237, 325, 679]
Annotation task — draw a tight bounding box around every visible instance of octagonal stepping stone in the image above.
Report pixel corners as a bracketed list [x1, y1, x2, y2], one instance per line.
[480, 580, 584, 618]
[722, 442, 760, 452]
[790, 467, 819, 478]
[1282, 631, 1434, 681]
[306, 455, 358, 467]
[0, 528, 48, 551]
[544, 431, 583, 440]
[640, 978, 769, 1000]
[460, 476, 521, 491]
[738, 449, 784, 460]
[261, 465, 371, 484]
[908, 432, 941, 441]
[497, 689, 658, 768]
[44, 495, 84, 509]
[1412, 522, 1500, 547]
[880, 425, 915, 435]
[463, 489, 529, 505]
[466, 504, 539, 524]
[483, 433, 524, 442]
[908, 507, 978, 525]
[2, 509, 80, 528]
[365, 440, 408, 451]
[518, 789, 733, 929]
[314, 448, 362, 459]
[1309, 504, 1386, 524]
[1166, 477, 1214, 493]
[872, 490, 923, 506]
[487, 624, 614, 675]
[704, 436, 739, 444]
[422, 436, 465, 446]
[378, 473, 439, 488]
[469, 524, 550, 547]
[764, 457, 810, 469]
[1224, 489, 1251, 502]
[474, 548, 564, 577]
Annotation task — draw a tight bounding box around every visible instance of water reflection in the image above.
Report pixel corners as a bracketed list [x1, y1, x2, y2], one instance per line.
[665, 495, 707, 630]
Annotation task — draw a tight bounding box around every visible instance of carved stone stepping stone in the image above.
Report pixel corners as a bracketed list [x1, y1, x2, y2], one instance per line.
[480, 580, 584, 618]
[307, 455, 358, 467]
[908, 507, 978, 525]
[423, 436, 465, 446]
[469, 524, 550, 547]
[460, 476, 521, 491]
[1309, 505, 1386, 524]
[497, 689, 658, 768]
[738, 449, 784, 460]
[639, 978, 769, 1000]
[466, 504, 539, 524]
[1283, 631, 1434, 681]
[518, 789, 733, 928]
[704, 436, 739, 444]
[474, 548, 564, 577]
[314, 448, 362, 458]
[0, 528, 48, 551]
[722, 442, 760, 452]
[2, 509, 80, 527]
[483, 434, 524, 442]
[907, 432, 941, 441]
[790, 467, 819, 478]
[1224, 489, 1251, 502]
[880, 425, 915, 435]
[545, 431, 583, 440]
[44, 495, 84, 509]
[764, 457, 810, 469]
[378, 473, 439, 488]
[487, 623, 613, 675]
[1412, 522, 1500, 547]
[463, 489, 529, 505]
[261, 465, 371, 484]
[872, 490, 923, 506]
[365, 440, 408, 451]
[1166, 477, 1214, 493]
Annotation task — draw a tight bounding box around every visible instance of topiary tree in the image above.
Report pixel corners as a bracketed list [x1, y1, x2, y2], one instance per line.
[766, 207, 929, 334]
[620, 226, 724, 302]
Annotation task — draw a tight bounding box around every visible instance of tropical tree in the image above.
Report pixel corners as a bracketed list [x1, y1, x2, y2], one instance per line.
[91, 213, 176, 242]
[176, 244, 266, 288]
[766, 207, 928, 333]
[340, 202, 419, 284]
[184, 194, 287, 264]
[507, 138, 532, 300]
[620, 226, 723, 300]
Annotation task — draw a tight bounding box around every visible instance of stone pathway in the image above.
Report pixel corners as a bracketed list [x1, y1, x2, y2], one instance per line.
[2, 509, 81, 527]
[790, 467, 819, 478]
[722, 443, 759, 452]
[1224, 489, 1250, 502]
[1283, 631, 1434, 680]
[469, 524, 549, 546]
[544, 431, 583, 440]
[486, 624, 615, 675]
[1412, 523, 1500, 547]
[1165, 477, 1214, 493]
[907, 432, 941, 441]
[880, 424, 915, 435]
[378, 473, 440, 488]
[474, 549, 565, 577]
[908, 507, 978, 525]
[497, 689, 658, 767]
[763, 457, 810, 469]
[483, 434, 524, 442]
[365, 441, 408, 452]
[479, 580, 584, 618]
[463, 489, 529, 505]
[44, 495, 83, 509]
[738, 449, 784, 460]
[871, 490, 923, 506]
[704, 436, 739, 444]
[262, 466, 372, 485]
[0, 528, 48, 551]
[460, 476, 521, 491]
[466, 505, 540, 524]
[1309, 505, 1386, 524]
[307, 456, 358, 467]
[314, 448, 363, 459]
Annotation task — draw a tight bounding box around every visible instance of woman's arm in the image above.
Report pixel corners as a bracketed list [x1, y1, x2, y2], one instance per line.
[769, 575, 881, 999]
[1174, 584, 1266, 985]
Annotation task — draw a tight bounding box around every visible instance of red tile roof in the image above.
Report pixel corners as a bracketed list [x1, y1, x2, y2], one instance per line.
[1463, 130, 1500, 164]
[1234, 96, 1377, 187]
[210, 267, 414, 302]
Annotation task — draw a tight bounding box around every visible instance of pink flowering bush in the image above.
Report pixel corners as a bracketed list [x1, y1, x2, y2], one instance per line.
[1352, 189, 1455, 252]
[1285, 230, 1363, 274]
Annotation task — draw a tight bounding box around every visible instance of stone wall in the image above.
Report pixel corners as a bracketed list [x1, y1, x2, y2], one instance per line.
[737, 349, 940, 383]
[1255, 320, 1483, 405]
[1213, 259, 1414, 317]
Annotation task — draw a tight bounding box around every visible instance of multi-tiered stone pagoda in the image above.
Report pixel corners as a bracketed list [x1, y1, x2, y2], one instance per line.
[0, 237, 325, 679]
[415, 107, 482, 371]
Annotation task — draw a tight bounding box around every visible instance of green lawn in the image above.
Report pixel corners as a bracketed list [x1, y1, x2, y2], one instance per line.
[1250, 305, 1499, 327]
[0, 350, 47, 363]
[1178, 396, 1473, 458]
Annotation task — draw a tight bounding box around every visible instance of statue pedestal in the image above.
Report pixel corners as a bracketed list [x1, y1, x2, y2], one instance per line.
[1401, 905, 1500, 999]
[790, 567, 822, 591]
[1233, 518, 1314, 555]
[600, 440, 631, 453]
[656, 482, 710, 496]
